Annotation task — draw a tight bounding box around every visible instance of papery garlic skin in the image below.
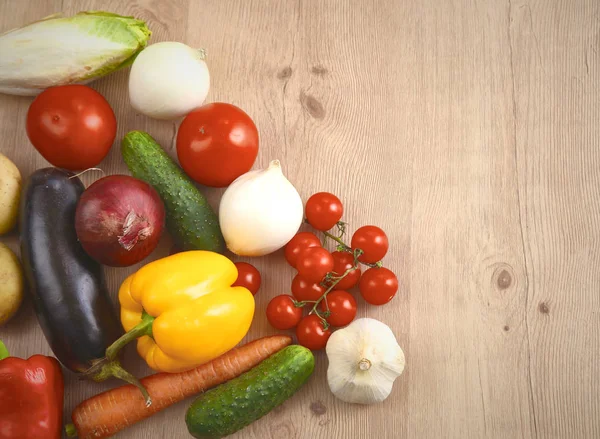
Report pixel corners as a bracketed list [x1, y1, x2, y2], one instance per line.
[219, 160, 303, 256]
[326, 318, 405, 404]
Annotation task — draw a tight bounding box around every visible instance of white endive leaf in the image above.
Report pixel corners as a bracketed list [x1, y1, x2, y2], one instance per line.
[0, 11, 150, 96]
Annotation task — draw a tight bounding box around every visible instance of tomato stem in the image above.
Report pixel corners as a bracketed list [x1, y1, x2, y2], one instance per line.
[294, 299, 317, 307]
[305, 230, 385, 329]
[336, 221, 347, 238]
[322, 230, 351, 250]
[308, 249, 363, 328]
[362, 260, 384, 268]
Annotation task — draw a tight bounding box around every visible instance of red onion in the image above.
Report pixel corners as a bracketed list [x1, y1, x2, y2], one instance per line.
[75, 175, 165, 267]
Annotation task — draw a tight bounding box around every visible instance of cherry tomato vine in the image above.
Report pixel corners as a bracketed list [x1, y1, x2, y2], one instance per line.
[269, 192, 399, 350]
[295, 227, 381, 331]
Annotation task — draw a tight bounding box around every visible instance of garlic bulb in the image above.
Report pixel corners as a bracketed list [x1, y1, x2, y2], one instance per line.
[219, 160, 303, 256]
[326, 318, 405, 404]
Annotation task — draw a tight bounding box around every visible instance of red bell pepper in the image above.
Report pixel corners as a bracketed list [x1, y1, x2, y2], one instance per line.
[0, 343, 64, 439]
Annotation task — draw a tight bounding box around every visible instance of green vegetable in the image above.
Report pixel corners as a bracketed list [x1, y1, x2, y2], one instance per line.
[186, 345, 314, 439]
[122, 131, 224, 252]
[0, 11, 151, 96]
[0, 341, 8, 360]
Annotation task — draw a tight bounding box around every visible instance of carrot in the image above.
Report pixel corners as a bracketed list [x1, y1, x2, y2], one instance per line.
[68, 335, 292, 439]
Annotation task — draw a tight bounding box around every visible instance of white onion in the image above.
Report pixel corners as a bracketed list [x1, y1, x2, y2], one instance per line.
[128, 42, 210, 120]
[219, 160, 304, 256]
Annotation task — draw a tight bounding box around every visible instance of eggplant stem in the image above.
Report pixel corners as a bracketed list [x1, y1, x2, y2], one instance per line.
[93, 359, 152, 406]
[83, 355, 151, 406]
[82, 312, 154, 404]
[105, 311, 154, 360]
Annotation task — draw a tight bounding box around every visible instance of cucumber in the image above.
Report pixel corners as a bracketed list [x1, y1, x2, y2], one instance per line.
[122, 130, 224, 252]
[186, 345, 314, 439]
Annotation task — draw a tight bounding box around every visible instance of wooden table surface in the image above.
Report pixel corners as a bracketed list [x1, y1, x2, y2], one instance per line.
[1, 0, 599, 438]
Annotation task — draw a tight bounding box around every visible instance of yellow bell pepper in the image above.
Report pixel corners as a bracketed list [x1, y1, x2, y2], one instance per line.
[105, 251, 255, 373]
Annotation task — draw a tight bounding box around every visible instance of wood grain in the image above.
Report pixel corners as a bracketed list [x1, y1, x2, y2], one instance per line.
[0, 0, 598, 438]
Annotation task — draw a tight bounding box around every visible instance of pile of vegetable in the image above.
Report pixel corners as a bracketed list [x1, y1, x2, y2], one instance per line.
[0, 8, 406, 439]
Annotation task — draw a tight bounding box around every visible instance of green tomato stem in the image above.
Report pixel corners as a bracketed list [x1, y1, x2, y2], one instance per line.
[308, 232, 385, 329]
[0, 340, 9, 360]
[308, 261, 358, 327]
[322, 230, 350, 250]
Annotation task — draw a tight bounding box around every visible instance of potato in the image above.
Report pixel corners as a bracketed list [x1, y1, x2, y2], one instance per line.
[0, 154, 21, 235]
[0, 243, 23, 325]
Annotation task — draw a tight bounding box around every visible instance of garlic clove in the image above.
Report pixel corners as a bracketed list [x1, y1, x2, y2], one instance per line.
[326, 318, 405, 404]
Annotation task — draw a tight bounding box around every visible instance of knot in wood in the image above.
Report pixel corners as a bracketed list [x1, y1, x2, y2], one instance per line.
[492, 263, 515, 292]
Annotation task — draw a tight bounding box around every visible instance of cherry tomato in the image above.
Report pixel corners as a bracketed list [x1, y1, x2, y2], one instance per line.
[305, 192, 344, 231]
[26, 85, 117, 170]
[296, 247, 334, 283]
[232, 262, 261, 296]
[284, 232, 321, 268]
[329, 251, 361, 290]
[266, 295, 303, 330]
[318, 290, 357, 327]
[176, 103, 259, 187]
[351, 225, 389, 264]
[296, 315, 331, 350]
[291, 273, 326, 301]
[359, 267, 398, 305]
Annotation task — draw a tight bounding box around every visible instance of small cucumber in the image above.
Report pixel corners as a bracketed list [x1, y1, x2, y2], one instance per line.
[186, 345, 314, 439]
[121, 131, 224, 252]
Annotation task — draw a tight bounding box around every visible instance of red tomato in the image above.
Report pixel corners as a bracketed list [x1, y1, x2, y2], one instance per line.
[296, 315, 331, 350]
[176, 103, 259, 187]
[351, 226, 389, 264]
[266, 295, 303, 330]
[305, 192, 344, 231]
[284, 232, 322, 268]
[296, 247, 334, 283]
[26, 85, 117, 170]
[329, 251, 361, 290]
[359, 267, 398, 305]
[291, 273, 326, 301]
[319, 290, 357, 327]
[232, 262, 261, 296]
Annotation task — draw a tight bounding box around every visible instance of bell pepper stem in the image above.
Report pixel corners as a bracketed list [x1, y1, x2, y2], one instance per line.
[65, 423, 77, 437]
[93, 359, 152, 406]
[0, 340, 8, 360]
[105, 311, 154, 361]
